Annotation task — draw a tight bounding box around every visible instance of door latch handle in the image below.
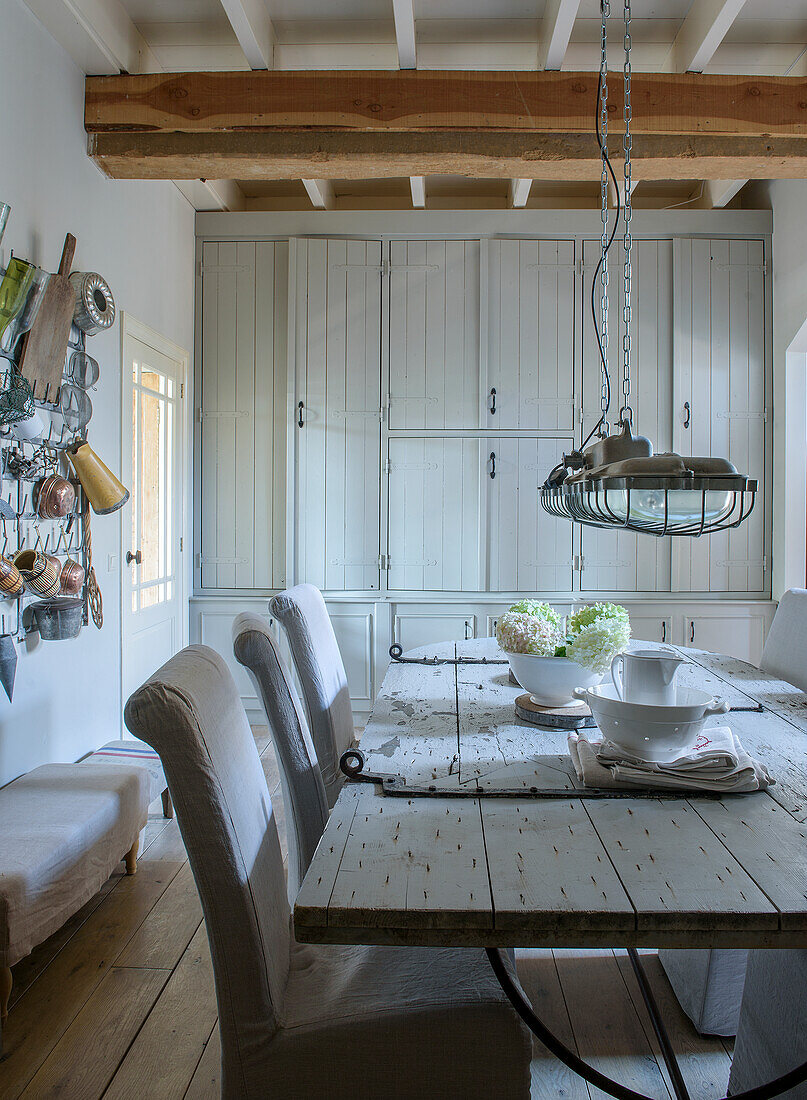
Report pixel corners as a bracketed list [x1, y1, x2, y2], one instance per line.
[489, 387, 497, 415]
[126, 550, 142, 566]
[690, 621, 695, 644]
[683, 401, 691, 429]
[489, 452, 496, 479]
[661, 621, 666, 643]
[297, 401, 305, 428]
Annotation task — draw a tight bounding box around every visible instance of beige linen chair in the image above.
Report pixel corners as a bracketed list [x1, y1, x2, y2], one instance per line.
[760, 587, 807, 689]
[232, 612, 329, 896]
[660, 591, 807, 1035]
[269, 584, 353, 808]
[124, 645, 532, 1100]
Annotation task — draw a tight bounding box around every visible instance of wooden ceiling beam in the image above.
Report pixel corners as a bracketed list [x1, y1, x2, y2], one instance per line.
[392, 0, 417, 70]
[509, 179, 533, 207]
[538, 0, 582, 71]
[301, 179, 334, 208]
[703, 178, 748, 207]
[85, 70, 807, 138]
[409, 176, 426, 207]
[87, 130, 807, 182]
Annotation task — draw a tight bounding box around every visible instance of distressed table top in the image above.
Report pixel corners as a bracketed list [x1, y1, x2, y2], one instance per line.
[294, 639, 807, 949]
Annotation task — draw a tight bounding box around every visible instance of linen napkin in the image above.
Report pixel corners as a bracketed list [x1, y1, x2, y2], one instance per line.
[568, 726, 773, 793]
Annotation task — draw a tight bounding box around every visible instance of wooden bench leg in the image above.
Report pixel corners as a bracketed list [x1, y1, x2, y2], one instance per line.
[1, 966, 11, 1022]
[125, 836, 139, 875]
[161, 788, 173, 819]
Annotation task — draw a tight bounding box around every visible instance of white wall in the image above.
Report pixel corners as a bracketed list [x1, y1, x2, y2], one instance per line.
[745, 180, 807, 598]
[0, 0, 195, 785]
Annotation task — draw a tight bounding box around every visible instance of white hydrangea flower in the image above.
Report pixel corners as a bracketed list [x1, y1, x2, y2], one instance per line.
[507, 600, 562, 630]
[567, 619, 630, 674]
[568, 602, 631, 637]
[496, 612, 562, 657]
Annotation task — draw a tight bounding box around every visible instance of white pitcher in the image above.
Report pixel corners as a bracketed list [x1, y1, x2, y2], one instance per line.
[610, 647, 685, 705]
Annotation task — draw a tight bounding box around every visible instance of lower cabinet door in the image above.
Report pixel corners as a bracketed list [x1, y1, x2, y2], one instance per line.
[627, 614, 674, 646]
[324, 603, 375, 712]
[393, 608, 476, 653]
[683, 614, 767, 666]
[192, 601, 280, 713]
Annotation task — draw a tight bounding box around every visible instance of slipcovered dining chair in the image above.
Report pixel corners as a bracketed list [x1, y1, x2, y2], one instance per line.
[232, 611, 329, 896]
[760, 587, 807, 689]
[124, 645, 533, 1100]
[659, 591, 807, 1035]
[270, 584, 354, 808]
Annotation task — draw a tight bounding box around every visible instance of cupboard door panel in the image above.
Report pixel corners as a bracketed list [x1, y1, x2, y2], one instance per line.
[486, 239, 576, 430]
[387, 438, 483, 592]
[393, 610, 476, 653]
[199, 240, 287, 591]
[580, 239, 673, 593]
[294, 239, 382, 592]
[487, 436, 574, 592]
[388, 240, 480, 429]
[673, 239, 767, 594]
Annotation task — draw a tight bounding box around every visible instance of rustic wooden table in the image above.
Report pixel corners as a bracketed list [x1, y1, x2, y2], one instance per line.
[294, 638, 807, 950]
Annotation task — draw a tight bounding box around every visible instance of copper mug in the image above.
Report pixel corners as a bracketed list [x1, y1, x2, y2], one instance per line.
[35, 476, 76, 520]
[14, 549, 61, 597]
[59, 557, 85, 596]
[0, 556, 23, 597]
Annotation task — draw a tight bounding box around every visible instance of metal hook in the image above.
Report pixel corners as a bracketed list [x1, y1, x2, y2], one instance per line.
[33, 523, 42, 551]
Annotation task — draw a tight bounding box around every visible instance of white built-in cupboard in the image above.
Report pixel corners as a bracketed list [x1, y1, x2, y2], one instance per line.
[191, 213, 774, 719]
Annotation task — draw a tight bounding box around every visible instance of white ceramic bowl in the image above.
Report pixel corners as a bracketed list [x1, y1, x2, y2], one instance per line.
[507, 652, 602, 707]
[576, 683, 729, 762]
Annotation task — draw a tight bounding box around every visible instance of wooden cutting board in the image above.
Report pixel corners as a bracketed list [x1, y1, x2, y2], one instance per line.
[18, 233, 76, 403]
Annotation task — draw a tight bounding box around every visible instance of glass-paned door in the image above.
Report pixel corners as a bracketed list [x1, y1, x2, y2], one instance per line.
[122, 317, 186, 704]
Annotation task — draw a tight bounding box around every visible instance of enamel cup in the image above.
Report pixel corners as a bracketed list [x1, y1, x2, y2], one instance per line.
[610, 647, 685, 706]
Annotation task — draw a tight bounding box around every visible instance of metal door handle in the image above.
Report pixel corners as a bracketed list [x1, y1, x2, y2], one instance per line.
[683, 401, 691, 429]
[464, 620, 472, 639]
[126, 550, 142, 565]
[661, 621, 666, 643]
[297, 401, 305, 428]
[489, 387, 497, 415]
[690, 621, 695, 643]
[489, 452, 496, 479]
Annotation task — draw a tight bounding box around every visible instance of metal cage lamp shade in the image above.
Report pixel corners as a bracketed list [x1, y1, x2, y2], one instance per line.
[541, 419, 757, 537]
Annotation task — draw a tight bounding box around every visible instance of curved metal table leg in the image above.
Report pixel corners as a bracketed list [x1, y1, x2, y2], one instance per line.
[487, 947, 807, 1100]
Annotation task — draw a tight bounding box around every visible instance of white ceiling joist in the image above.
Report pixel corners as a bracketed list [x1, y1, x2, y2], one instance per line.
[218, 0, 275, 69]
[22, 0, 159, 74]
[538, 0, 582, 70]
[410, 177, 426, 208]
[302, 179, 334, 210]
[509, 179, 533, 208]
[392, 0, 417, 69]
[668, 0, 748, 73]
[704, 179, 748, 207]
[173, 179, 247, 212]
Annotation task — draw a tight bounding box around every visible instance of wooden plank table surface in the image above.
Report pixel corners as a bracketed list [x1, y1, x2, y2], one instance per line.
[295, 638, 807, 949]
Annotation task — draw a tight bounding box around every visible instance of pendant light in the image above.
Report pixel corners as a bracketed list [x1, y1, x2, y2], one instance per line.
[540, 0, 757, 538]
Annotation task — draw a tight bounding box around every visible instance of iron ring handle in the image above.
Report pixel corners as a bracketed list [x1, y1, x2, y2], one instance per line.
[340, 748, 365, 778]
[683, 401, 691, 429]
[389, 643, 403, 660]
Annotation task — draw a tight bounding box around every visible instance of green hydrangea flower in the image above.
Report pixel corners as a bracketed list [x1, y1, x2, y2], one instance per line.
[507, 600, 562, 629]
[568, 602, 630, 637]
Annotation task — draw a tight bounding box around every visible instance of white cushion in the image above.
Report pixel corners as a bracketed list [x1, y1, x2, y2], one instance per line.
[80, 738, 166, 804]
[0, 763, 149, 967]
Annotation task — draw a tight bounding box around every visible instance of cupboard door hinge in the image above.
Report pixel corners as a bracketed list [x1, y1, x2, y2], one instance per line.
[179, 537, 183, 552]
[576, 257, 583, 276]
[179, 383, 184, 399]
[378, 554, 389, 570]
[574, 554, 583, 572]
[384, 458, 391, 474]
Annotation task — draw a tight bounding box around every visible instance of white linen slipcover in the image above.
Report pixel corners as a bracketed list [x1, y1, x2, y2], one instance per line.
[658, 948, 748, 1036]
[80, 738, 166, 805]
[729, 949, 807, 1097]
[125, 645, 532, 1100]
[232, 612, 329, 898]
[0, 763, 149, 968]
[760, 587, 807, 690]
[270, 584, 354, 808]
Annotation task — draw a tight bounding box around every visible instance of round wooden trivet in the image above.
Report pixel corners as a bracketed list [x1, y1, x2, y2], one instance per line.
[515, 692, 597, 729]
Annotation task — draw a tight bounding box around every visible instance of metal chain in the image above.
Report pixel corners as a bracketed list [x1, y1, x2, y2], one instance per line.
[599, 0, 611, 420]
[621, 0, 633, 420]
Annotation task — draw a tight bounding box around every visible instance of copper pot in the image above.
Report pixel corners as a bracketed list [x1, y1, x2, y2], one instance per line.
[59, 557, 85, 596]
[0, 556, 23, 597]
[13, 549, 61, 597]
[35, 476, 76, 520]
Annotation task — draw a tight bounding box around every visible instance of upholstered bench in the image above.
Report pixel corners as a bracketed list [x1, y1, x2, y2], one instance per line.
[0, 763, 150, 1023]
[79, 738, 172, 818]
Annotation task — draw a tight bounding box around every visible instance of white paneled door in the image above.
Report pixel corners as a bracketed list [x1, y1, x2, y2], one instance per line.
[293, 239, 382, 591]
[673, 238, 767, 594]
[121, 316, 188, 706]
[486, 239, 576, 431]
[486, 436, 575, 591]
[388, 239, 480, 428]
[579, 239, 673, 593]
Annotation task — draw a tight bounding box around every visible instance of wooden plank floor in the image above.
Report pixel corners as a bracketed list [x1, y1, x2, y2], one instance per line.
[0, 729, 732, 1100]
